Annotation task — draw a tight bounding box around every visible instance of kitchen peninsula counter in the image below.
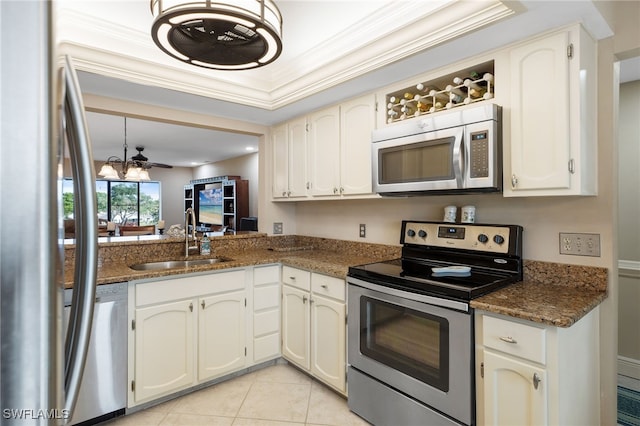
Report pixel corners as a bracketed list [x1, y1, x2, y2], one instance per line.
[63, 233, 401, 288]
[64, 235, 608, 328]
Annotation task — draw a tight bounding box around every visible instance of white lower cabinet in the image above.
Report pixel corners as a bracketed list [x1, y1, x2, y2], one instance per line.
[252, 265, 281, 363]
[476, 308, 600, 425]
[281, 266, 346, 394]
[129, 269, 248, 406]
[198, 290, 246, 382]
[133, 299, 195, 403]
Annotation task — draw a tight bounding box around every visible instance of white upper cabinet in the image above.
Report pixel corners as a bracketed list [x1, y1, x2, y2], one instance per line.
[505, 25, 597, 196]
[272, 94, 376, 201]
[339, 95, 376, 196]
[271, 117, 308, 199]
[308, 106, 341, 196]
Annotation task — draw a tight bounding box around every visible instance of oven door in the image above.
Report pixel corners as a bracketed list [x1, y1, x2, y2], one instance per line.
[347, 276, 474, 425]
[372, 126, 464, 194]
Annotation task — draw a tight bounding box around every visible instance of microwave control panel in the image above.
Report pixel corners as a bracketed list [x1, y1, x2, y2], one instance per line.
[469, 130, 489, 178]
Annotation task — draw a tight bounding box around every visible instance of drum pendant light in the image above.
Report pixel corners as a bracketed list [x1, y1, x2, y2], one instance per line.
[150, 0, 283, 70]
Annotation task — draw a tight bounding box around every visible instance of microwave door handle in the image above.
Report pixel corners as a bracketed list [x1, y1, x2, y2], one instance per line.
[452, 128, 464, 187]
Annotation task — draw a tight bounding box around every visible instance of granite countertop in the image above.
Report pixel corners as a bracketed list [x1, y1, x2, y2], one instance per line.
[470, 260, 608, 327]
[65, 235, 608, 328]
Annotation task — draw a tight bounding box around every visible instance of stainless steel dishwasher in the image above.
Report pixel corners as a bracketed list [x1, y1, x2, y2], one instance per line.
[64, 282, 127, 425]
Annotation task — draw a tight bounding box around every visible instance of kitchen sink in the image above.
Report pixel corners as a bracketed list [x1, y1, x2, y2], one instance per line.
[129, 258, 229, 271]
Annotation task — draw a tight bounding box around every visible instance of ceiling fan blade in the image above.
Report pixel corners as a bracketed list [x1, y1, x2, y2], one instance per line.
[147, 162, 173, 169]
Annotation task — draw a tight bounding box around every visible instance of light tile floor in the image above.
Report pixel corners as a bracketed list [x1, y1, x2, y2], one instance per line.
[105, 363, 371, 426]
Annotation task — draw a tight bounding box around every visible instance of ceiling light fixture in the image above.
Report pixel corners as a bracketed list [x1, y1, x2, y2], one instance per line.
[150, 0, 283, 70]
[98, 117, 151, 181]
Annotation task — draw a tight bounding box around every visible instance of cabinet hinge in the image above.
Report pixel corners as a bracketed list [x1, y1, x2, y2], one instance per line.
[131, 319, 135, 330]
[131, 380, 135, 392]
[245, 298, 247, 307]
[568, 158, 575, 174]
[345, 314, 348, 325]
[567, 43, 574, 59]
[481, 362, 484, 378]
[245, 347, 247, 357]
[375, 101, 379, 112]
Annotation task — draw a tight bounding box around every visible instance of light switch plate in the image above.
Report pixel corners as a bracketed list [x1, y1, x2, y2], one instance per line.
[273, 222, 283, 234]
[559, 233, 600, 257]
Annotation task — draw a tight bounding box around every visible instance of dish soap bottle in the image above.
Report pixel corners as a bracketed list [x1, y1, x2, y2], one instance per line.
[200, 233, 210, 255]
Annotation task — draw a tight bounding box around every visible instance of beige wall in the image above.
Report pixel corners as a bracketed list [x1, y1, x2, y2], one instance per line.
[618, 79, 640, 374]
[618, 80, 640, 262]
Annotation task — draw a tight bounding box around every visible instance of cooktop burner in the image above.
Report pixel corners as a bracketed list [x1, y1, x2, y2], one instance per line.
[348, 221, 523, 301]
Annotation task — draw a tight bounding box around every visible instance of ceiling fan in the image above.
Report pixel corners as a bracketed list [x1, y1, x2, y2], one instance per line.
[98, 117, 172, 181]
[131, 146, 173, 169]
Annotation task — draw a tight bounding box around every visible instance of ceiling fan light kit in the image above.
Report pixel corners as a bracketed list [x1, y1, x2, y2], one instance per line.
[150, 0, 283, 70]
[98, 118, 172, 181]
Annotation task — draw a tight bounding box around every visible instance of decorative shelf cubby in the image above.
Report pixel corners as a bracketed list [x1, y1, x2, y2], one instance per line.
[385, 60, 495, 123]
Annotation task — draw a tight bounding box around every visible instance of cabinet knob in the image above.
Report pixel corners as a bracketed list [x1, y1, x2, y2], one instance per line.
[201, 300, 205, 309]
[333, 187, 338, 194]
[499, 336, 517, 344]
[303, 295, 308, 304]
[189, 302, 193, 312]
[511, 174, 518, 188]
[533, 373, 542, 390]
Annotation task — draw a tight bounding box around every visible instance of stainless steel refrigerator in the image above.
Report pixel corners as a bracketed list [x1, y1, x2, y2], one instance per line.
[1, 1, 100, 424]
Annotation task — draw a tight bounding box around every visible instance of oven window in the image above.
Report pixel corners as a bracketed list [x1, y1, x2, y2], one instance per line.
[360, 296, 449, 392]
[379, 138, 455, 184]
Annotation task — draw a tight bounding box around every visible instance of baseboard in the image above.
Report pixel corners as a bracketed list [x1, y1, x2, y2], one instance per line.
[619, 355, 640, 380]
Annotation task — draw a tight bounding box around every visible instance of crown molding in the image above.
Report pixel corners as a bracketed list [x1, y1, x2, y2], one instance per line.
[56, 0, 515, 110]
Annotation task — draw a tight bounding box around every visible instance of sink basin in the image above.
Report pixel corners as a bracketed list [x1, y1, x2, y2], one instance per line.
[130, 258, 228, 271]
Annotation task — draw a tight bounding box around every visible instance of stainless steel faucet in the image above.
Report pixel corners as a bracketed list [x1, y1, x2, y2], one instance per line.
[184, 207, 198, 257]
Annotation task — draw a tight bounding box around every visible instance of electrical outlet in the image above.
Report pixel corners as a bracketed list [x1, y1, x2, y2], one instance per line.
[359, 224, 366, 238]
[273, 222, 283, 234]
[559, 233, 601, 257]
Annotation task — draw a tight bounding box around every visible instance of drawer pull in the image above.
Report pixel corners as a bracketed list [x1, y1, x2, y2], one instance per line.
[321, 284, 328, 289]
[533, 373, 542, 390]
[303, 295, 308, 304]
[499, 336, 517, 344]
[289, 276, 296, 280]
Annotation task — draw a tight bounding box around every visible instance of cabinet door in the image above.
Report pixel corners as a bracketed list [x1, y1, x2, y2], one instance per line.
[311, 294, 346, 393]
[509, 31, 571, 192]
[308, 106, 341, 196]
[272, 123, 289, 198]
[288, 116, 308, 197]
[134, 299, 195, 403]
[198, 290, 246, 382]
[340, 95, 375, 195]
[483, 350, 548, 425]
[281, 284, 310, 369]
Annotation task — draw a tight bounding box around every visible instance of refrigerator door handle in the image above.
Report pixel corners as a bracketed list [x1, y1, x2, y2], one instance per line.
[62, 55, 99, 419]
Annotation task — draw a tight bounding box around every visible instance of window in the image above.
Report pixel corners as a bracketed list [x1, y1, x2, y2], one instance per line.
[63, 179, 161, 226]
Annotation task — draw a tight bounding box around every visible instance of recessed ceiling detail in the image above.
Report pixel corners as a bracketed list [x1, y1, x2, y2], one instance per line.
[55, 0, 516, 110]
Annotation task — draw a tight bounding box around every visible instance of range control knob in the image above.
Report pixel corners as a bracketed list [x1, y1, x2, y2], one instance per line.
[407, 229, 416, 237]
[493, 235, 505, 245]
[418, 230, 427, 238]
[478, 234, 489, 244]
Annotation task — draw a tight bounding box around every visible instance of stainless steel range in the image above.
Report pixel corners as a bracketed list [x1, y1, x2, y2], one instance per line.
[347, 220, 523, 426]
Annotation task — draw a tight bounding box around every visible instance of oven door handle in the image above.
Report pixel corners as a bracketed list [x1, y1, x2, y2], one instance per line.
[347, 276, 469, 313]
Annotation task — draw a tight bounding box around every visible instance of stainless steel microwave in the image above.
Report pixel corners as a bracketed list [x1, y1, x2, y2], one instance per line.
[372, 104, 502, 196]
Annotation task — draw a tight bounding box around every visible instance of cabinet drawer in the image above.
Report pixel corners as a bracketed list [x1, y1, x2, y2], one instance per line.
[254, 310, 279, 337]
[483, 315, 546, 364]
[254, 265, 280, 285]
[282, 266, 311, 291]
[311, 273, 345, 302]
[254, 284, 280, 311]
